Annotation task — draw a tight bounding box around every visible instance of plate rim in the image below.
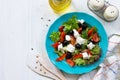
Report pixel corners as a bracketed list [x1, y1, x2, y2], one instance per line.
[45, 12, 108, 74]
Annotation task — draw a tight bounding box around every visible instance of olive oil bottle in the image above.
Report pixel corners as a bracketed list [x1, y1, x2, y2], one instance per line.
[49, 0, 71, 14]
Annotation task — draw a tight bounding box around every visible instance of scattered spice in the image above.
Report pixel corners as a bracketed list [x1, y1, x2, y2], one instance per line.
[41, 17, 43, 19]
[48, 19, 51, 22]
[46, 24, 48, 27]
[31, 48, 34, 50]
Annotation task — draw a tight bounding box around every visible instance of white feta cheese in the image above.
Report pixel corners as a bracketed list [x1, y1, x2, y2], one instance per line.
[82, 52, 90, 59]
[76, 36, 86, 45]
[73, 29, 80, 38]
[65, 35, 71, 41]
[87, 42, 95, 50]
[78, 19, 85, 24]
[58, 44, 63, 51]
[66, 44, 75, 53]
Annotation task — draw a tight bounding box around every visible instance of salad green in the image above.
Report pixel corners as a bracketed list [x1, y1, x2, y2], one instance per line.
[49, 15, 101, 67]
[49, 32, 60, 42]
[63, 16, 79, 33]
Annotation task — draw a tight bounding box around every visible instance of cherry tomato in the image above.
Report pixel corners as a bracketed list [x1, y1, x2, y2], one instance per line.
[52, 42, 59, 49]
[86, 49, 92, 55]
[60, 32, 65, 42]
[59, 26, 64, 32]
[88, 27, 95, 37]
[73, 54, 83, 59]
[66, 59, 75, 67]
[92, 33, 100, 43]
[56, 53, 67, 61]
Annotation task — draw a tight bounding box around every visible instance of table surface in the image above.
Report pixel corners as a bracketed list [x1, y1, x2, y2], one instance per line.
[0, 0, 120, 80]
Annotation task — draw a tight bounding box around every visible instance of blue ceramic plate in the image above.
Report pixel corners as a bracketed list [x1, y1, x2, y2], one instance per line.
[45, 12, 108, 74]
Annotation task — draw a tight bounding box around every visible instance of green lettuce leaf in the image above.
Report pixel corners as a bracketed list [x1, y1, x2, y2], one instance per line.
[92, 45, 101, 55]
[49, 32, 60, 42]
[81, 28, 88, 39]
[74, 58, 86, 66]
[63, 16, 79, 33]
[54, 50, 63, 56]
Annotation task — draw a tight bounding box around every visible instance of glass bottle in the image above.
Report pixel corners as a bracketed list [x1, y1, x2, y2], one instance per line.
[49, 0, 71, 14]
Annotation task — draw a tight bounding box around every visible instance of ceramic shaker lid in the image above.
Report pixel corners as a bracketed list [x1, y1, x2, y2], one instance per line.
[103, 6, 119, 21]
[88, 0, 105, 10]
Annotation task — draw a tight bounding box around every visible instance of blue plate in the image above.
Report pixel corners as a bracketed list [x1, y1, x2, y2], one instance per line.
[45, 12, 108, 74]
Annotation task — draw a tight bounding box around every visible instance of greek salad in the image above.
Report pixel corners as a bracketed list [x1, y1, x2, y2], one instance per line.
[49, 16, 101, 67]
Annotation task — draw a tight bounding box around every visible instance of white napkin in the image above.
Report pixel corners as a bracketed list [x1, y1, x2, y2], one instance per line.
[78, 34, 120, 80]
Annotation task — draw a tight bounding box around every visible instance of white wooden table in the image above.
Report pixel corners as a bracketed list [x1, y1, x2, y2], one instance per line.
[0, 0, 120, 80]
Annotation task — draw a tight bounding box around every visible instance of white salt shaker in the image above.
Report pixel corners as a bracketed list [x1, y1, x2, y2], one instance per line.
[88, 0, 105, 11]
[104, 6, 119, 21]
[88, 0, 119, 22]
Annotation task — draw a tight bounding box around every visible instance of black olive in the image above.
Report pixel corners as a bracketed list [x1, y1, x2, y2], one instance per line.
[67, 30, 74, 35]
[66, 52, 72, 59]
[75, 43, 81, 49]
[78, 22, 82, 27]
[62, 40, 69, 46]
[82, 23, 87, 30]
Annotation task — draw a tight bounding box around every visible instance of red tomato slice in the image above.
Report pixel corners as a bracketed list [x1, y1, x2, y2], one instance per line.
[59, 26, 64, 32]
[73, 53, 83, 59]
[88, 27, 95, 37]
[82, 49, 92, 55]
[66, 59, 75, 67]
[56, 53, 67, 61]
[86, 49, 92, 55]
[52, 42, 59, 49]
[60, 32, 65, 42]
[77, 27, 82, 34]
[92, 33, 100, 43]
[70, 36, 76, 45]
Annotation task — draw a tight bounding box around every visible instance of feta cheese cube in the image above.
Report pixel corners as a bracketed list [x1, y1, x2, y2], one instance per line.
[66, 44, 75, 53]
[78, 19, 85, 24]
[65, 35, 71, 41]
[73, 29, 80, 38]
[82, 52, 90, 59]
[76, 36, 86, 45]
[58, 44, 63, 51]
[87, 42, 95, 50]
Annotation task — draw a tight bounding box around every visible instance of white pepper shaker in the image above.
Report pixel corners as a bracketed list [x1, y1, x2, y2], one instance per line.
[88, 0, 105, 11]
[103, 6, 119, 21]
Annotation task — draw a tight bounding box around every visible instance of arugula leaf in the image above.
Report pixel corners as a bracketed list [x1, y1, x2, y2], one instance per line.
[81, 44, 87, 50]
[74, 49, 81, 55]
[54, 50, 63, 56]
[92, 45, 101, 55]
[86, 57, 95, 64]
[74, 58, 86, 66]
[81, 28, 88, 39]
[49, 32, 60, 42]
[93, 27, 97, 32]
[63, 16, 79, 33]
